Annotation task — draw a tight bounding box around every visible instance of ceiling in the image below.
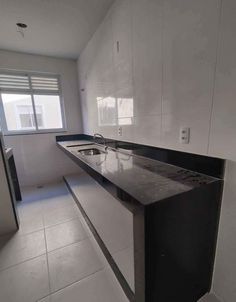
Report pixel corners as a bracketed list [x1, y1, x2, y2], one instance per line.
[0, 0, 114, 59]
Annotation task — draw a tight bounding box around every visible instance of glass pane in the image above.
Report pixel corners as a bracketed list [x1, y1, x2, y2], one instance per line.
[1, 94, 36, 131]
[19, 114, 33, 128]
[33, 95, 63, 129]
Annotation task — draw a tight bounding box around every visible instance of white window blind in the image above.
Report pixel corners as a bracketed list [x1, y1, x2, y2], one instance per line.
[31, 76, 60, 92]
[0, 73, 60, 93]
[0, 74, 30, 90]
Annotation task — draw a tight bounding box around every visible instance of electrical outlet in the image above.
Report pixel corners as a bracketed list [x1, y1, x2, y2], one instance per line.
[179, 127, 190, 144]
[118, 126, 122, 136]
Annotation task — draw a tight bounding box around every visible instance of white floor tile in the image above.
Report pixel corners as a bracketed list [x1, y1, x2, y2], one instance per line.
[41, 194, 75, 213]
[48, 238, 104, 292]
[45, 218, 88, 252]
[12, 181, 129, 302]
[43, 204, 81, 227]
[38, 269, 128, 302]
[0, 255, 50, 302]
[18, 214, 44, 235]
[21, 186, 43, 203]
[0, 230, 46, 271]
[18, 201, 43, 220]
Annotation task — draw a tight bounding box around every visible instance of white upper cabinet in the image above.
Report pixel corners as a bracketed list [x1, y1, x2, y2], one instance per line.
[131, 0, 162, 118]
[78, 0, 229, 156]
[94, 13, 115, 92]
[161, 0, 220, 154]
[129, 0, 163, 147]
[209, 0, 236, 161]
[111, 0, 133, 91]
[79, 13, 116, 135]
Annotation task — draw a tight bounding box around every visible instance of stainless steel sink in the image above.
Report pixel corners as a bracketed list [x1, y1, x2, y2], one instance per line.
[67, 143, 93, 148]
[78, 148, 105, 156]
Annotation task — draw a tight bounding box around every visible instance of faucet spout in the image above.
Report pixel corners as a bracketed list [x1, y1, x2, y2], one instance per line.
[93, 133, 108, 151]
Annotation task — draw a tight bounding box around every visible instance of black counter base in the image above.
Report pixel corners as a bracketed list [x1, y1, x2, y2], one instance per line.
[145, 181, 223, 302]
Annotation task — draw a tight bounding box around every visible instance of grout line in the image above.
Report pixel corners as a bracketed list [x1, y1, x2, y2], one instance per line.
[47, 236, 93, 255]
[0, 252, 47, 274]
[43, 215, 82, 230]
[0, 225, 44, 239]
[46, 233, 90, 254]
[15, 182, 127, 301]
[18, 224, 57, 237]
[43, 227, 52, 297]
[40, 267, 105, 300]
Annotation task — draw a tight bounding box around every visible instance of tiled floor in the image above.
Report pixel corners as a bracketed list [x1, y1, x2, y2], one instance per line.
[0, 182, 128, 302]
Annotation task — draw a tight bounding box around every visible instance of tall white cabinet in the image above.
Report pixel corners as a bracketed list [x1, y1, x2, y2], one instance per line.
[0, 135, 18, 235]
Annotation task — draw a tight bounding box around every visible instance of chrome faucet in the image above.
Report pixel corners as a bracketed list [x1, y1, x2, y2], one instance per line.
[93, 133, 108, 151]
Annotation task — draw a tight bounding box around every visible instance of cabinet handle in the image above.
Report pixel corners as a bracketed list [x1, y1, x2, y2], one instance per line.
[116, 41, 120, 53]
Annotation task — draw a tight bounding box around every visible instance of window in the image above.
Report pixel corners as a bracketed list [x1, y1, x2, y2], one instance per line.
[0, 72, 66, 134]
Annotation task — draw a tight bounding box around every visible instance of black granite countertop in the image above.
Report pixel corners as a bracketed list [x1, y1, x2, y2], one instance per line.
[57, 139, 218, 206]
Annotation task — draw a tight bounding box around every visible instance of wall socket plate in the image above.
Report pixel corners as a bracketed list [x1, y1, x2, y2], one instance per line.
[179, 127, 190, 144]
[118, 126, 122, 136]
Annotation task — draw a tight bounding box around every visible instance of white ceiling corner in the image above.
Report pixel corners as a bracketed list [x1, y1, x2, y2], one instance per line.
[0, 0, 115, 59]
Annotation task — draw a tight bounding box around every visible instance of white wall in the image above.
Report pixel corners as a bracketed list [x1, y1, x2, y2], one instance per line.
[0, 50, 82, 186]
[209, 1, 236, 301]
[77, 0, 236, 301]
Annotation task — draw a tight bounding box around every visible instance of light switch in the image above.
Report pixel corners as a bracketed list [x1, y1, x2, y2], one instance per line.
[179, 127, 190, 144]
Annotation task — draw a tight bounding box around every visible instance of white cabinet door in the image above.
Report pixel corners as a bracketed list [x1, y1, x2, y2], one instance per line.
[132, 0, 162, 118]
[131, 0, 162, 146]
[111, 0, 133, 92]
[0, 146, 18, 235]
[111, 0, 135, 139]
[161, 0, 220, 154]
[79, 12, 117, 137]
[208, 0, 236, 161]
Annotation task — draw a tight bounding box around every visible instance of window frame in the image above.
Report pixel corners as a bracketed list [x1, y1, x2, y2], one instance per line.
[0, 70, 67, 135]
